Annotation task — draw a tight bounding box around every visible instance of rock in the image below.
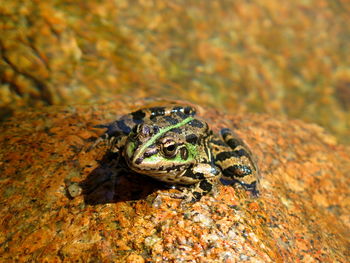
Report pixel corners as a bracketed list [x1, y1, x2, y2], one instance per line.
[1, 0, 350, 144]
[0, 99, 349, 262]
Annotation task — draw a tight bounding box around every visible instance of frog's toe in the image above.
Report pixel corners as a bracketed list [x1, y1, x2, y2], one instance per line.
[241, 180, 260, 197]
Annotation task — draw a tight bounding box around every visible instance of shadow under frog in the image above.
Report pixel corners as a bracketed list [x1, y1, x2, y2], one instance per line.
[66, 150, 177, 205]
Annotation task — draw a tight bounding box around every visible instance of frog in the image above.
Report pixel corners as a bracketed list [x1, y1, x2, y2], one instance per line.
[92, 105, 258, 203]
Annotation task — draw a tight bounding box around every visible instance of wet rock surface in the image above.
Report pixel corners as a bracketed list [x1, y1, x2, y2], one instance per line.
[0, 99, 349, 262]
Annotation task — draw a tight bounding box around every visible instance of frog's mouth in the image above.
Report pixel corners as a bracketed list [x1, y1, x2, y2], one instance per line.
[124, 143, 190, 177]
[127, 152, 188, 176]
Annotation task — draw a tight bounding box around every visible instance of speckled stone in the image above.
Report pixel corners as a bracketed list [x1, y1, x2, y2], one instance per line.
[0, 98, 349, 262]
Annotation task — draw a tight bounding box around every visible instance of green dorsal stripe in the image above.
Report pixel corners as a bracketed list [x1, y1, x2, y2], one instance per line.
[135, 116, 194, 159]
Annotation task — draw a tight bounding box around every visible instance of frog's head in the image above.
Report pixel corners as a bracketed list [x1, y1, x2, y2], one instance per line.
[123, 121, 198, 177]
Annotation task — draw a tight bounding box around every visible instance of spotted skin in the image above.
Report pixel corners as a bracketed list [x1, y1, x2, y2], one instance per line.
[94, 105, 258, 202]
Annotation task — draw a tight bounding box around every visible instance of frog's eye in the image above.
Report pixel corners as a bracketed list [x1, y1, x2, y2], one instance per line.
[161, 140, 178, 158]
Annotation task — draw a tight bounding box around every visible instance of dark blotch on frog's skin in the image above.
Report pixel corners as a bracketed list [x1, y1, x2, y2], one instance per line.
[132, 110, 146, 121]
[170, 128, 182, 134]
[192, 191, 202, 201]
[233, 149, 250, 158]
[174, 111, 187, 119]
[184, 106, 195, 115]
[166, 165, 182, 172]
[185, 134, 198, 144]
[183, 169, 205, 180]
[210, 139, 227, 146]
[199, 180, 212, 192]
[221, 128, 243, 148]
[220, 128, 232, 139]
[226, 138, 244, 149]
[223, 165, 252, 177]
[131, 125, 138, 133]
[164, 115, 179, 125]
[215, 150, 249, 162]
[117, 120, 132, 134]
[189, 119, 204, 128]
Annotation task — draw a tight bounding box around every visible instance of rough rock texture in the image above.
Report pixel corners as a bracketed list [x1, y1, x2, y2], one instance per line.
[1, 0, 350, 144]
[0, 99, 349, 262]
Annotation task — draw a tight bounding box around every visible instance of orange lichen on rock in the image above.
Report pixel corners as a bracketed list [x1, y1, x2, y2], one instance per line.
[0, 99, 349, 262]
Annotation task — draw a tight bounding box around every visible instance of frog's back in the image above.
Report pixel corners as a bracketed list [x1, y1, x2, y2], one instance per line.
[104, 105, 197, 137]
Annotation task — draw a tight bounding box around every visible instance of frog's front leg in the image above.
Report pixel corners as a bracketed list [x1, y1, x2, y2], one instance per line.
[178, 163, 222, 202]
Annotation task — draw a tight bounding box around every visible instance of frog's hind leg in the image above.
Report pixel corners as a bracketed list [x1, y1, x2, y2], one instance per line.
[168, 163, 221, 203]
[212, 128, 259, 195]
[87, 128, 124, 152]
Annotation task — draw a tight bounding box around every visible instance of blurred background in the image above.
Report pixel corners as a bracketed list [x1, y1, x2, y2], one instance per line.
[1, 0, 349, 144]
